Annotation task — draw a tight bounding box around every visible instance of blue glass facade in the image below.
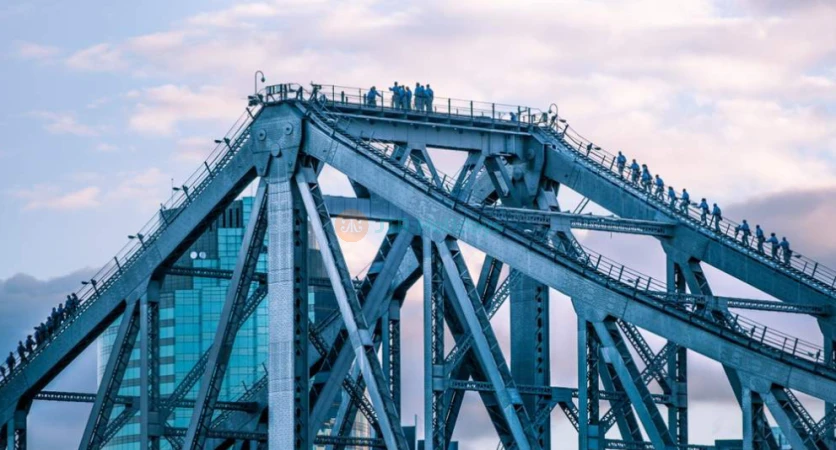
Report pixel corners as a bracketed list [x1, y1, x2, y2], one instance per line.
[98, 197, 368, 449]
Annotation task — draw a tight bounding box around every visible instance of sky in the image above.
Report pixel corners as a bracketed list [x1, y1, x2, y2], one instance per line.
[1, 0, 836, 448]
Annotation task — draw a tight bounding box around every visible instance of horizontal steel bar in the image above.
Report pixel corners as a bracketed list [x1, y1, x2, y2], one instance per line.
[479, 206, 674, 236]
[35, 391, 258, 412]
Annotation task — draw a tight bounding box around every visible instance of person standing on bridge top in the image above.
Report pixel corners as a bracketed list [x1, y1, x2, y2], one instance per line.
[389, 82, 401, 108]
[780, 237, 792, 265]
[25, 335, 35, 354]
[404, 86, 413, 111]
[425, 84, 434, 112]
[630, 159, 640, 184]
[767, 232, 780, 259]
[414, 83, 424, 111]
[667, 186, 677, 208]
[616, 151, 627, 178]
[699, 198, 709, 225]
[365, 86, 382, 107]
[654, 174, 665, 199]
[711, 203, 722, 232]
[5, 352, 14, 373]
[680, 188, 690, 214]
[755, 225, 765, 254]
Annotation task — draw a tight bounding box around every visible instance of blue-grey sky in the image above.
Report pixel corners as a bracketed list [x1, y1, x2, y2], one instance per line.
[2, 0, 836, 448]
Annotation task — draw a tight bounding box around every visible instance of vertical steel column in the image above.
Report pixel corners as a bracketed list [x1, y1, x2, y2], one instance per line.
[389, 298, 402, 415]
[825, 338, 835, 447]
[578, 317, 600, 450]
[743, 387, 754, 450]
[666, 258, 688, 445]
[4, 410, 27, 450]
[510, 271, 551, 449]
[268, 166, 309, 449]
[140, 280, 161, 450]
[423, 234, 445, 450]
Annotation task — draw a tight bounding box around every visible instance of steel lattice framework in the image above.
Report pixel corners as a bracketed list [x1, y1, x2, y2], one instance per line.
[1, 82, 836, 450]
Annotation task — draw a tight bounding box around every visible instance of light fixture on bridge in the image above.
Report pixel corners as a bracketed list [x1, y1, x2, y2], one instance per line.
[214, 138, 232, 149]
[172, 185, 191, 201]
[128, 233, 146, 247]
[81, 279, 99, 295]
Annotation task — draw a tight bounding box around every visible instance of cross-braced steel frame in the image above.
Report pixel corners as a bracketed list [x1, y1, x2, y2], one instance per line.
[1, 83, 836, 450]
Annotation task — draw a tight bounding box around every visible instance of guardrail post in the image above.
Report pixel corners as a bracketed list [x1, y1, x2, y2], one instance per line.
[470, 101, 473, 119]
[447, 98, 451, 117]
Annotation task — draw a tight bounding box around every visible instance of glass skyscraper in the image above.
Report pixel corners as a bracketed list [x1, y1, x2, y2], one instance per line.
[98, 197, 370, 449]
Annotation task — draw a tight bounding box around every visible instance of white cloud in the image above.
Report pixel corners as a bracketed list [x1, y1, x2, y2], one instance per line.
[11, 185, 101, 211]
[174, 136, 212, 163]
[128, 85, 241, 135]
[66, 43, 126, 71]
[29, 111, 101, 137]
[15, 41, 59, 60]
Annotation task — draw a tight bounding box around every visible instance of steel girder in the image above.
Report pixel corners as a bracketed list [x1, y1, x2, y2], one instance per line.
[79, 297, 142, 449]
[296, 173, 409, 449]
[183, 177, 271, 450]
[140, 281, 162, 450]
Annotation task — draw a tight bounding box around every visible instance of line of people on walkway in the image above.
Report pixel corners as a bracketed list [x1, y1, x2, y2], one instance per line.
[364, 82, 435, 112]
[613, 150, 795, 266]
[1, 294, 81, 380]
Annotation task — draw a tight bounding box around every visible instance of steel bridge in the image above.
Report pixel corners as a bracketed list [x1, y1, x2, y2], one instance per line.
[1, 82, 835, 450]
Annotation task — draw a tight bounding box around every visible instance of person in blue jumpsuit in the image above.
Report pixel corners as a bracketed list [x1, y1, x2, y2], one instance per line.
[755, 225, 765, 254]
[780, 237, 792, 265]
[630, 160, 640, 184]
[366, 86, 382, 107]
[766, 232, 779, 259]
[711, 203, 722, 232]
[616, 151, 627, 178]
[738, 219, 751, 246]
[16, 341, 26, 363]
[389, 82, 401, 108]
[680, 188, 690, 214]
[425, 84, 434, 112]
[654, 175, 665, 199]
[5, 352, 14, 372]
[414, 83, 424, 111]
[699, 198, 709, 225]
[404, 86, 412, 111]
[640, 165, 651, 192]
[667, 186, 677, 208]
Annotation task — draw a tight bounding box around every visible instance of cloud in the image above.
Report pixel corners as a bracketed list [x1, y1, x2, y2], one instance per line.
[11, 185, 101, 211]
[95, 143, 118, 152]
[29, 111, 101, 137]
[128, 84, 241, 135]
[66, 43, 126, 71]
[15, 41, 59, 60]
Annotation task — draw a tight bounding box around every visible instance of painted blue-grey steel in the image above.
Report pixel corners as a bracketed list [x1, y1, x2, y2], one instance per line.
[10, 85, 836, 449]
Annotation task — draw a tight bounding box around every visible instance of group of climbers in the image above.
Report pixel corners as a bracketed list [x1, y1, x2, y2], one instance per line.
[368, 82, 434, 112]
[1, 294, 81, 380]
[614, 151, 795, 266]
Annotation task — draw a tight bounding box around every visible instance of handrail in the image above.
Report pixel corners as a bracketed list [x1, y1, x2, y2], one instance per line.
[0, 103, 264, 390]
[296, 88, 834, 372]
[305, 82, 836, 304]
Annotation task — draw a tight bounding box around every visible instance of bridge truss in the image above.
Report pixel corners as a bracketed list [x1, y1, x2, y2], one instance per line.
[1, 83, 836, 450]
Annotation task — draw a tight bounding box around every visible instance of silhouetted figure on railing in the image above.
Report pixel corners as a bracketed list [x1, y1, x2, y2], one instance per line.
[46, 315, 55, 338]
[365, 86, 382, 107]
[699, 199, 709, 225]
[780, 237, 792, 265]
[5, 352, 14, 373]
[616, 151, 627, 178]
[426, 84, 434, 112]
[667, 186, 677, 208]
[680, 189, 690, 214]
[654, 175, 665, 199]
[25, 335, 35, 354]
[34, 324, 44, 346]
[767, 233, 779, 259]
[57, 303, 65, 322]
[711, 203, 722, 232]
[404, 86, 412, 111]
[17, 341, 27, 363]
[0, 365, 5, 380]
[630, 160, 640, 184]
[755, 225, 765, 254]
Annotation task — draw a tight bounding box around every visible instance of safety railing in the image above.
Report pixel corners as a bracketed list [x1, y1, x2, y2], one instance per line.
[296, 83, 836, 303]
[297, 86, 835, 371]
[538, 123, 836, 298]
[0, 103, 264, 390]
